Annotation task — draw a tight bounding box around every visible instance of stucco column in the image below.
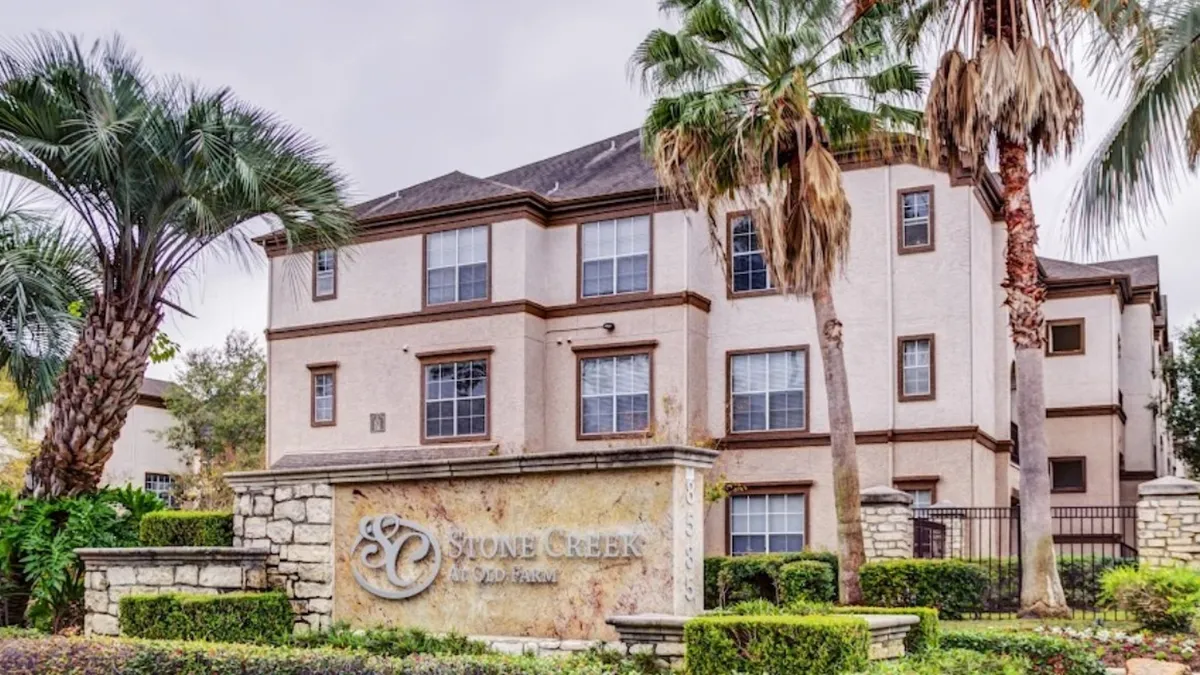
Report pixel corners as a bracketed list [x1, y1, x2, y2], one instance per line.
[1137, 476, 1200, 568]
[860, 486, 914, 561]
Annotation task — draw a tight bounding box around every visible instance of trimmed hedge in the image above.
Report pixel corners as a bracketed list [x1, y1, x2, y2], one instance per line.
[941, 630, 1108, 675]
[119, 592, 293, 644]
[138, 510, 233, 547]
[860, 559, 987, 619]
[684, 614, 869, 675]
[703, 552, 839, 607]
[832, 606, 939, 655]
[778, 560, 836, 604]
[0, 636, 629, 675]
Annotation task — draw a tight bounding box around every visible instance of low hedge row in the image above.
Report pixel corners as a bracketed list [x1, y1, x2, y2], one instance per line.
[119, 592, 293, 644]
[941, 630, 1108, 675]
[703, 552, 838, 607]
[684, 614, 869, 675]
[778, 560, 836, 604]
[138, 511, 233, 547]
[860, 559, 988, 620]
[832, 606, 939, 655]
[292, 623, 490, 658]
[0, 636, 634, 675]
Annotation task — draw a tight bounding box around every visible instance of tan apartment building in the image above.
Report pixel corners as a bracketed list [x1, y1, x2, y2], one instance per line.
[256, 130, 1176, 554]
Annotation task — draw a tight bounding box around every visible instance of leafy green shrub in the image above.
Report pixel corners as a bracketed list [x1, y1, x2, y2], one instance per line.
[684, 614, 869, 675]
[138, 510, 233, 547]
[0, 488, 163, 630]
[119, 592, 293, 644]
[778, 560, 836, 604]
[860, 559, 987, 619]
[941, 630, 1108, 675]
[703, 552, 839, 607]
[864, 648, 1029, 674]
[1100, 565, 1200, 633]
[292, 623, 490, 657]
[833, 606, 939, 654]
[0, 635, 633, 674]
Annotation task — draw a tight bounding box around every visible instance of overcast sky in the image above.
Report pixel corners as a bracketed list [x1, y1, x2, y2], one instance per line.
[3, 1, 1197, 380]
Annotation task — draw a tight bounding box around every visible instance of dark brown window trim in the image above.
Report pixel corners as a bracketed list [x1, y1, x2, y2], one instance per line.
[725, 210, 780, 299]
[897, 334, 937, 402]
[421, 223, 493, 311]
[894, 476, 940, 504]
[724, 346, 811, 437]
[575, 214, 655, 302]
[724, 483, 811, 556]
[897, 186, 935, 254]
[1050, 456, 1088, 493]
[718, 425, 1010, 453]
[418, 349, 493, 445]
[308, 362, 338, 428]
[1046, 318, 1086, 357]
[575, 343, 656, 441]
[1047, 404, 1127, 425]
[312, 249, 338, 302]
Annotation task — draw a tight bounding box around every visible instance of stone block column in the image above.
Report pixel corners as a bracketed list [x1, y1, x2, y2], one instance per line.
[229, 479, 334, 633]
[860, 486, 914, 561]
[1137, 476, 1200, 568]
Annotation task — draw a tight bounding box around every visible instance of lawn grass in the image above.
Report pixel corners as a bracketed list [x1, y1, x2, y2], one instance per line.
[942, 617, 1139, 632]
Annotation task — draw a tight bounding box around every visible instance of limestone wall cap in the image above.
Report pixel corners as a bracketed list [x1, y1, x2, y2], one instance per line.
[861, 486, 914, 506]
[1139, 476, 1200, 497]
[75, 547, 270, 567]
[226, 445, 720, 488]
[858, 614, 920, 630]
[607, 614, 689, 630]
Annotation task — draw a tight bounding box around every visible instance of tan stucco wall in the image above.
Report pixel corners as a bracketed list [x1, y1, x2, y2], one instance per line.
[1045, 415, 1121, 507]
[1043, 294, 1121, 408]
[1120, 303, 1158, 472]
[102, 404, 184, 487]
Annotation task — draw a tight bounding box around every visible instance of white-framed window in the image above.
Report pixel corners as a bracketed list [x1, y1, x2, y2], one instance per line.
[144, 472, 175, 507]
[900, 336, 934, 400]
[314, 249, 336, 298]
[580, 353, 650, 435]
[424, 359, 488, 439]
[730, 349, 806, 432]
[581, 216, 650, 297]
[426, 226, 488, 305]
[730, 214, 771, 293]
[900, 189, 932, 250]
[729, 492, 806, 555]
[312, 371, 335, 425]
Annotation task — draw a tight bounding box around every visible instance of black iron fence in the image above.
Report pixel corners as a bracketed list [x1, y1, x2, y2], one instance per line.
[913, 505, 1137, 620]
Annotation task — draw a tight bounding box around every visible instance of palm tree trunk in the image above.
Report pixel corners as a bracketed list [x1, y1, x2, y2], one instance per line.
[813, 281, 865, 605]
[24, 295, 162, 498]
[998, 137, 1070, 618]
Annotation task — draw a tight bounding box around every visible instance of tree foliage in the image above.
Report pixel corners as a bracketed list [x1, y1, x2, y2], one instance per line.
[0, 373, 38, 493]
[160, 330, 265, 510]
[1164, 320, 1200, 475]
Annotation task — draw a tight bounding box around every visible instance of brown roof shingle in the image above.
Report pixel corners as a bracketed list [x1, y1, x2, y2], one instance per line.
[1039, 255, 1160, 289]
[354, 171, 529, 222]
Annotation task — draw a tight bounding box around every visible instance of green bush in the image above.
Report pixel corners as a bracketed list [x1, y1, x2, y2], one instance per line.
[778, 560, 836, 604]
[0, 487, 163, 630]
[832, 606, 939, 654]
[0, 635, 639, 674]
[1100, 565, 1200, 633]
[703, 552, 839, 607]
[138, 510, 233, 547]
[292, 623, 491, 657]
[941, 630, 1108, 675]
[684, 614, 869, 675]
[968, 556, 1136, 613]
[864, 648, 1028, 674]
[119, 592, 293, 644]
[860, 559, 987, 619]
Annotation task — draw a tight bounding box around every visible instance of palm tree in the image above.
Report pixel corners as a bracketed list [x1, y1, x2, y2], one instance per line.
[0, 34, 355, 497]
[1066, 0, 1200, 251]
[631, 0, 923, 603]
[0, 184, 93, 416]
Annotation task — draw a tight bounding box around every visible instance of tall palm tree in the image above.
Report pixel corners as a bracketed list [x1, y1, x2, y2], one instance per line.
[1066, 0, 1200, 251]
[0, 184, 93, 416]
[632, 0, 923, 603]
[0, 34, 355, 497]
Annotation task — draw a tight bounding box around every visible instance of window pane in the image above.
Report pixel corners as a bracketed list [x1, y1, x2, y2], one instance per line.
[1050, 324, 1083, 353]
[582, 396, 614, 434]
[427, 267, 457, 304]
[1052, 459, 1085, 490]
[424, 359, 487, 438]
[904, 221, 929, 247]
[615, 394, 649, 432]
[732, 393, 766, 432]
[315, 249, 334, 272]
[615, 254, 649, 293]
[581, 357, 614, 396]
[315, 273, 335, 296]
[582, 259, 614, 297]
[729, 492, 806, 555]
[458, 262, 487, 301]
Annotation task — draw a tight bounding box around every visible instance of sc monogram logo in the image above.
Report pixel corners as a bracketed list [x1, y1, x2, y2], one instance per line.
[350, 514, 442, 600]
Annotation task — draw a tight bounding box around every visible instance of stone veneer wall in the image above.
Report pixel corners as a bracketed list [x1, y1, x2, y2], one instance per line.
[860, 487, 914, 561]
[78, 548, 268, 636]
[1137, 476, 1200, 567]
[232, 481, 334, 632]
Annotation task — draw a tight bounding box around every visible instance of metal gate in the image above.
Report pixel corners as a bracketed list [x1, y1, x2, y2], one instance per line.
[913, 506, 1138, 620]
